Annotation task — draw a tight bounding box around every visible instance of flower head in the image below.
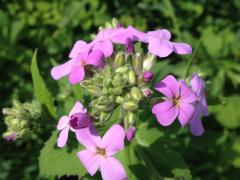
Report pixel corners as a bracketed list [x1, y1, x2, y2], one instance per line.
[77, 124, 127, 180]
[189, 73, 209, 136]
[56, 101, 92, 148]
[51, 50, 104, 84]
[152, 75, 196, 127]
[147, 29, 192, 58]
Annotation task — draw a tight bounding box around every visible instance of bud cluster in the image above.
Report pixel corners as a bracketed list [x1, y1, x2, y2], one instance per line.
[2, 99, 42, 141]
[81, 52, 155, 130]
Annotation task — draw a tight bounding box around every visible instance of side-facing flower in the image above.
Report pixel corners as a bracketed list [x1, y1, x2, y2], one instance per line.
[51, 50, 104, 84]
[189, 73, 209, 136]
[56, 101, 92, 148]
[147, 29, 192, 58]
[76, 124, 127, 180]
[152, 75, 196, 127]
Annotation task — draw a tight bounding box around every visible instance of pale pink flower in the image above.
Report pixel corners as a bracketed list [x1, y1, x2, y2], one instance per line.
[56, 101, 92, 148]
[76, 124, 127, 180]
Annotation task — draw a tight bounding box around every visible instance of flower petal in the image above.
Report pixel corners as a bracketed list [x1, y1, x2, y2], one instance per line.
[127, 26, 148, 42]
[86, 50, 104, 68]
[77, 150, 100, 176]
[147, 29, 171, 40]
[100, 124, 125, 156]
[148, 36, 173, 58]
[173, 42, 192, 55]
[69, 63, 85, 84]
[189, 109, 204, 136]
[178, 102, 194, 127]
[57, 116, 70, 130]
[93, 39, 113, 57]
[76, 125, 101, 151]
[69, 101, 87, 116]
[110, 28, 133, 44]
[152, 100, 178, 126]
[190, 73, 205, 96]
[179, 80, 196, 103]
[57, 127, 69, 148]
[154, 75, 179, 98]
[51, 59, 74, 80]
[69, 40, 87, 58]
[100, 157, 127, 180]
[199, 98, 209, 116]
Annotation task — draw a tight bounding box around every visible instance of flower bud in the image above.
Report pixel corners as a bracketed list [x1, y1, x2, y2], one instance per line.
[94, 102, 115, 112]
[114, 52, 125, 68]
[130, 87, 142, 101]
[126, 126, 136, 142]
[112, 18, 119, 28]
[99, 112, 112, 123]
[132, 53, 143, 76]
[85, 85, 102, 96]
[142, 88, 153, 97]
[128, 70, 136, 85]
[122, 100, 138, 111]
[115, 66, 128, 74]
[126, 112, 136, 124]
[125, 38, 134, 54]
[3, 132, 17, 141]
[143, 71, 153, 82]
[115, 96, 125, 104]
[143, 54, 156, 71]
[69, 113, 92, 129]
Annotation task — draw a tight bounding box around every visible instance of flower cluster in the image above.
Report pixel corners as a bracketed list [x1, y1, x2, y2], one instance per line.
[51, 19, 208, 180]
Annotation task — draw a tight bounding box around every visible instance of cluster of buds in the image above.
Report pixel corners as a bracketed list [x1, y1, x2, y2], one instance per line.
[2, 99, 42, 141]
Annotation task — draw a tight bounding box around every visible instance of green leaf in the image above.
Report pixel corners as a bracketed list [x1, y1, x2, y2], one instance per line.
[39, 130, 87, 178]
[31, 50, 56, 117]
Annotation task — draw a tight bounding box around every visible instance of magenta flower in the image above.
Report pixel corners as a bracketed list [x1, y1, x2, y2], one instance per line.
[126, 26, 148, 43]
[143, 71, 153, 82]
[189, 74, 209, 136]
[147, 29, 192, 58]
[126, 126, 136, 142]
[51, 49, 104, 84]
[56, 101, 92, 148]
[76, 124, 127, 180]
[152, 75, 196, 127]
[125, 38, 134, 54]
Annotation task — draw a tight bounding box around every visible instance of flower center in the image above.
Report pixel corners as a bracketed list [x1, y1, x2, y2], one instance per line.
[173, 97, 181, 107]
[97, 147, 106, 156]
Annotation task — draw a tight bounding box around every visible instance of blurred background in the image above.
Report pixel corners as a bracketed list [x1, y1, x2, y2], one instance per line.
[0, 0, 240, 179]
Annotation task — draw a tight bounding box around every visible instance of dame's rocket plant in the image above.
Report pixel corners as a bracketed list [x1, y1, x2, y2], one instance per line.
[2, 19, 209, 180]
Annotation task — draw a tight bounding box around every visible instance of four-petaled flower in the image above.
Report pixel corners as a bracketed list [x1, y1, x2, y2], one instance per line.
[147, 29, 192, 58]
[152, 75, 197, 127]
[56, 101, 92, 148]
[51, 50, 104, 84]
[76, 124, 127, 180]
[189, 73, 209, 136]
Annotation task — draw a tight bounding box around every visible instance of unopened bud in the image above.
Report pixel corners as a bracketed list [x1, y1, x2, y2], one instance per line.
[122, 100, 138, 111]
[115, 66, 128, 74]
[69, 113, 92, 129]
[114, 52, 125, 68]
[125, 38, 134, 54]
[99, 112, 112, 123]
[112, 18, 119, 28]
[143, 71, 153, 82]
[85, 85, 102, 96]
[3, 132, 17, 141]
[130, 87, 142, 101]
[142, 88, 153, 97]
[126, 126, 136, 142]
[143, 54, 156, 71]
[132, 53, 143, 75]
[94, 103, 115, 112]
[116, 96, 125, 104]
[126, 112, 136, 124]
[128, 70, 136, 85]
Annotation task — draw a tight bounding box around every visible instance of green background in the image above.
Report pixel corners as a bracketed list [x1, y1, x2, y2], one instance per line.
[1, 0, 240, 179]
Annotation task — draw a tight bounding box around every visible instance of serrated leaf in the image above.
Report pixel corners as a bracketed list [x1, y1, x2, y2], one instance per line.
[31, 50, 56, 117]
[39, 130, 87, 178]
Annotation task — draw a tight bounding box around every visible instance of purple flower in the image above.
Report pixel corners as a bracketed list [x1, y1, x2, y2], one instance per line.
[76, 124, 127, 180]
[51, 50, 104, 84]
[147, 29, 192, 58]
[56, 101, 92, 148]
[143, 71, 153, 82]
[126, 126, 136, 142]
[125, 38, 134, 54]
[126, 26, 148, 43]
[152, 75, 196, 127]
[4, 132, 17, 141]
[189, 74, 209, 136]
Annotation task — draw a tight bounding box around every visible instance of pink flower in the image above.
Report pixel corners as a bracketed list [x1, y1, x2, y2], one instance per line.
[147, 29, 192, 58]
[189, 73, 209, 136]
[56, 101, 92, 148]
[143, 71, 153, 82]
[51, 49, 104, 84]
[76, 124, 127, 180]
[152, 75, 196, 127]
[126, 126, 136, 142]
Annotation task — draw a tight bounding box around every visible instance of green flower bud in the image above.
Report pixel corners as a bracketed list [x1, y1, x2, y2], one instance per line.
[132, 53, 143, 75]
[116, 96, 125, 104]
[12, 99, 22, 109]
[85, 85, 102, 96]
[128, 70, 136, 85]
[131, 87, 142, 101]
[126, 112, 136, 124]
[143, 54, 156, 71]
[114, 52, 125, 68]
[115, 66, 129, 74]
[99, 112, 112, 123]
[94, 103, 115, 112]
[122, 100, 139, 112]
[2, 108, 16, 116]
[105, 22, 113, 28]
[112, 18, 119, 28]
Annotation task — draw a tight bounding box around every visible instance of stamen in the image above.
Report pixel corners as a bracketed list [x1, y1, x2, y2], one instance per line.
[97, 147, 106, 156]
[173, 97, 181, 107]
